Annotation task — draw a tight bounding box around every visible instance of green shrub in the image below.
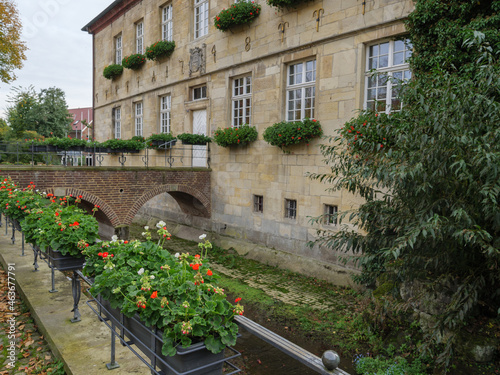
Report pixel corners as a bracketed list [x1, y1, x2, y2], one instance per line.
[145, 40, 176, 61]
[177, 133, 211, 144]
[213, 125, 258, 147]
[103, 64, 123, 79]
[354, 355, 427, 375]
[214, 1, 261, 32]
[266, 0, 312, 10]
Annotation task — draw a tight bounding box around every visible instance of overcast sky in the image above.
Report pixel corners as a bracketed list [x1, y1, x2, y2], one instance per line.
[0, 0, 113, 118]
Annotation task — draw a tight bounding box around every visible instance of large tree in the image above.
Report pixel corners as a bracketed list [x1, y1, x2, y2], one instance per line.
[0, 0, 27, 84]
[7, 86, 72, 138]
[312, 0, 500, 368]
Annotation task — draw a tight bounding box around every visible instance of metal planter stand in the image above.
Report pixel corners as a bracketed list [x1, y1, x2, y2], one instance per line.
[87, 295, 241, 375]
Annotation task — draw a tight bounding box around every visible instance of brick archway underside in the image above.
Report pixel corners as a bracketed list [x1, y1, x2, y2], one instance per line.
[3, 168, 211, 227]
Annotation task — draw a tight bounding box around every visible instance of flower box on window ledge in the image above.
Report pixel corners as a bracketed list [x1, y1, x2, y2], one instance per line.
[146, 133, 177, 149]
[101, 137, 146, 153]
[145, 40, 176, 61]
[266, 0, 313, 10]
[122, 54, 146, 70]
[214, 1, 261, 32]
[213, 125, 258, 147]
[177, 133, 212, 145]
[103, 64, 124, 80]
[263, 118, 323, 152]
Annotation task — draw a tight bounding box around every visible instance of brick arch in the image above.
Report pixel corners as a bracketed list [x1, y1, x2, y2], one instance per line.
[127, 184, 211, 224]
[63, 188, 119, 226]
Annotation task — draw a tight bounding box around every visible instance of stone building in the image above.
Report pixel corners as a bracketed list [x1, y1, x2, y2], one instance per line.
[82, 0, 414, 285]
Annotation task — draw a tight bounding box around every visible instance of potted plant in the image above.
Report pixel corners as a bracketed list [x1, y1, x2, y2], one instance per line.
[145, 40, 176, 61]
[122, 54, 146, 70]
[177, 133, 212, 145]
[101, 137, 146, 153]
[263, 118, 323, 152]
[83, 225, 243, 373]
[213, 125, 258, 147]
[103, 64, 124, 80]
[214, 1, 261, 32]
[85, 141, 108, 153]
[266, 0, 313, 10]
[145, 133, 177, 149]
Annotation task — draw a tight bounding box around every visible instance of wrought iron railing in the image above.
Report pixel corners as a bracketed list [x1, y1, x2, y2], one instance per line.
[0, 141, 211, 169]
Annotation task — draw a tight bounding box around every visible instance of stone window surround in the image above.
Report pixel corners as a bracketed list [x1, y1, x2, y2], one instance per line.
[284, 198, 297, 220]
[324, 204, 338, 226]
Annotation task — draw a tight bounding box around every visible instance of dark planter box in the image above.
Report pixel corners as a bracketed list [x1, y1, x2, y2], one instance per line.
[85, 146, 108, 153]
[151, 139, 177, 148]
[30, 144, 57, 152]
[48, 247, 85, 271]
[66, 146, 86, 152]
[108, 148, 141, 154]
[100, 298, 224, 375]
[181, 139, 207, 146]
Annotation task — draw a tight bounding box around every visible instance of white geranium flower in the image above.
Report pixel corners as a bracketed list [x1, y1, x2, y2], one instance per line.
[156, 220, 166, 229]
[199, 234, 207, 240]
[111, 235, 118, 242]
[150, 275, 155, 279]
[174, 252, 180, 258]
[141, 232, 147, 237]
[144, 226, 149, 230]
[138, 268, 144, 275]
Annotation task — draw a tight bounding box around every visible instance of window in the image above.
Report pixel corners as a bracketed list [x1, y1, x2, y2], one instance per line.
[135, 102, 143, 136]
[194, 0, 208, 39]
[136, 21, 144, 54]
[232, 76, 252, 127]
[287, 60, 316, 121]
[284, 199, 297, 220]
[113, 107, 121, 139]
[160, 95, 171, 133]
[324, 204, 338, 226]
[365, 39, 412, 113]
[253, 195, 263, 213]
[162, 4, 173, 42]
[115, 34, 122, 64]
[192, 85, 207, 100]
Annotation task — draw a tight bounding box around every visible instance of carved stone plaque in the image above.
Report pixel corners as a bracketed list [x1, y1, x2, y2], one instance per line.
[189, 44, 206, 77]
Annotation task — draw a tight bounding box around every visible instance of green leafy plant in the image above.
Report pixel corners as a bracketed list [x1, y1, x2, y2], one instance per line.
[103, 64, 124, 80]
[213, 125, 258, 147]
[266, 0, 312, 10]
[83, 225, 243, 356]
[214, 1, 261, 32]
[43, 137, 88, 150]
[0, 181, 45, 222]
[263, 118, 322, 151]
[146, 133, 176, 149]
[145, 40, 176, 61]
[354, 355, 427, 375]
[177, 133, 211, 145]
[101, 138, 146, 151]
[122, 54, 146, 70]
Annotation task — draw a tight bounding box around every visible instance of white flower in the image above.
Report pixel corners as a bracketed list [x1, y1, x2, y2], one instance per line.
[156, 220, 166, 229]
[141, 232, 147, 237]
[150, 275, 155, 279]
[138, 268, 144, 275]
[144, 226, 149, 230]
[199, 234, 207, 240]
[111, 235, 118, 242]
[174, 252, 180, 258]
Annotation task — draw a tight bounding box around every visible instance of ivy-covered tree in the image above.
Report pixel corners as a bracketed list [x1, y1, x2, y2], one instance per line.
[311, 0, 500, 368]
[6, 86, 72, 138]
[0, 0, 27, 84]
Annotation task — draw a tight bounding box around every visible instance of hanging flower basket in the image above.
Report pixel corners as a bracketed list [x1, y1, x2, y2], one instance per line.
[103, 64, 124, 80]
[213, 125, 258, 147]
[263, 118, 322, 152]
[122, 54, 146, 70]
[214, 1, 262, 32]
[266, 0, 313, 10]
[145, 40, 176, 61]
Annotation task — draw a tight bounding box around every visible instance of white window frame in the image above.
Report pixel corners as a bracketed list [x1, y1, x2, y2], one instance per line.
[136, 21, 144, 54]
[160, 95, 171, 133]
[324, 204, 338, 226]
[232, 76, 252, 128]
[115, 34, 122, 64]
[286, 60, 316, 121]
[192, 85, 207, 101]
[113, 107, 121, 139]
[135, 102, 143, 136]
[364, 39, 412, 113]
[162, 4, 173, 42]
[194, 0, 208, 39]
[284, 199, 297, 220]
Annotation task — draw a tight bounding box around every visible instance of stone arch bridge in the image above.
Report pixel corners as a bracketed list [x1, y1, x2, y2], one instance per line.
[2, 167, 210, 234]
